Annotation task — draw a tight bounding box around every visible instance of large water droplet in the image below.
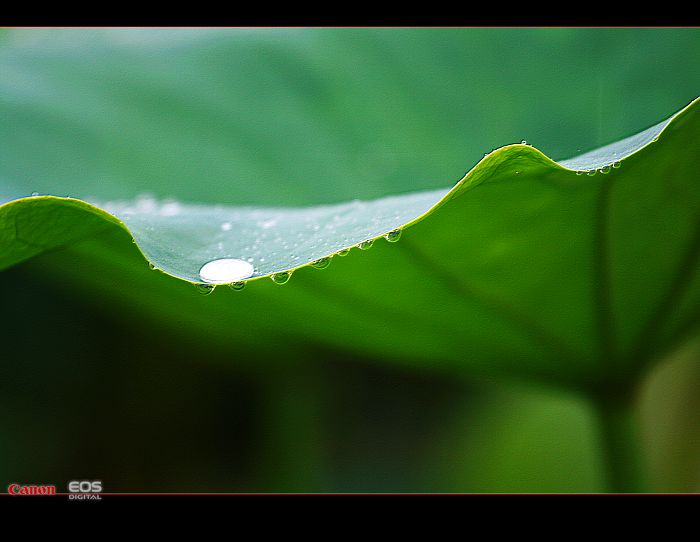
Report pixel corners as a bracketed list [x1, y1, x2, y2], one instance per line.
[311, 257, 331, 269]
[271, 271, 291, 285]
[384, 229, 402, 243]
[195, 283, 216, 296]
[199, 258, 255, 284]
[358, 239, 374, 250]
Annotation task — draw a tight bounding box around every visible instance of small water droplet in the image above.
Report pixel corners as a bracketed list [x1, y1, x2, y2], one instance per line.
[587, 170, 596, 176]
[599, 165, 611, 174]
[358, 239, 374, 250]
[576, 170, 584, 176]
[199, 258, 255, 284]
[229, 281, 246, 291]
[135, 193, 157, 213]
[30, 191, 39, 197]
[652, 137, 659, 143]
[521, 140, 528, 145]
[159, 200, 181, 216]
[337, 248, 350, 257]
[612, 161, 621, 169]
[148, 263, 156, 270]
[220, 222, 232, 231]
[311, 257, 331, 269]
[271, 271, 291, 285]
[384, 229, 402, 243]
[195, 283, 215, 296]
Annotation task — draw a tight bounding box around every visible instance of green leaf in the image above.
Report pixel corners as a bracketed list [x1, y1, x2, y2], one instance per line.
[2, 29, 700, 390]
[0, 106, 680, 284]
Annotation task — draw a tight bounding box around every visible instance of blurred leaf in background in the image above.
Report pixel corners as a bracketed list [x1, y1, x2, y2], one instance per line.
[1, 28, 699, 493]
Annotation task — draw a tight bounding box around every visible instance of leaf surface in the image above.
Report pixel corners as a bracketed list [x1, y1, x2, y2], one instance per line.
[2, 29, 700, 386]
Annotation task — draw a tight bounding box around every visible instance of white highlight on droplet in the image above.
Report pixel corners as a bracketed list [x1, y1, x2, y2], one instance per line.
[220, 222, 232, 231]
[135, 193, 157, 213]
[199, 258, 254, 284]
[159, 201, 181, 216]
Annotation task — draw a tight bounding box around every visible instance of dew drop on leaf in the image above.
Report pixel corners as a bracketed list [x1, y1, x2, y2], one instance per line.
[31, 191, 39, 197]
[576, 170, 584, 176]
[159, 200, 181, 216]
[135, 193, 157, 213]
[271, 272, 291, 285]
[199, 258, 255, 284]
[195, 283, 216, 296]
[612, 161, 621, 169]
[358, 239, 374, 250]
[599, 165, 611, 174]
[311, 257, 331, 269]
[384, 229, 402, 243]
[337, 248, 350, 257]
[587, 170, 596, 176]
[229, 281, 246, 291]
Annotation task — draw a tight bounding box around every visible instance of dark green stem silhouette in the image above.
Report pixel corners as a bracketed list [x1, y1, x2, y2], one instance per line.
[591, 386, 646, 493]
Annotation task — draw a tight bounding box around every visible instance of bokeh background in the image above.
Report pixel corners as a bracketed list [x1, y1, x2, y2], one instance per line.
[1, 27, 699, 492]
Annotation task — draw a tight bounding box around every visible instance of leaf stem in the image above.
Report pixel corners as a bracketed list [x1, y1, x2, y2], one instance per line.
[590, 384, 647, 493]
[256, 360, 329, 492]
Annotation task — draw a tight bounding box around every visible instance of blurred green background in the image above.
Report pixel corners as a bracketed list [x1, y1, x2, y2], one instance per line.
[1, 27, 699, 492]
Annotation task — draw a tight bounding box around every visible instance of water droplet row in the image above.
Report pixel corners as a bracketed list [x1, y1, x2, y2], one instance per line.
[194, 227, 405, 291]
[194, 280, 247, 295]
[576, 161, 622, 176]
